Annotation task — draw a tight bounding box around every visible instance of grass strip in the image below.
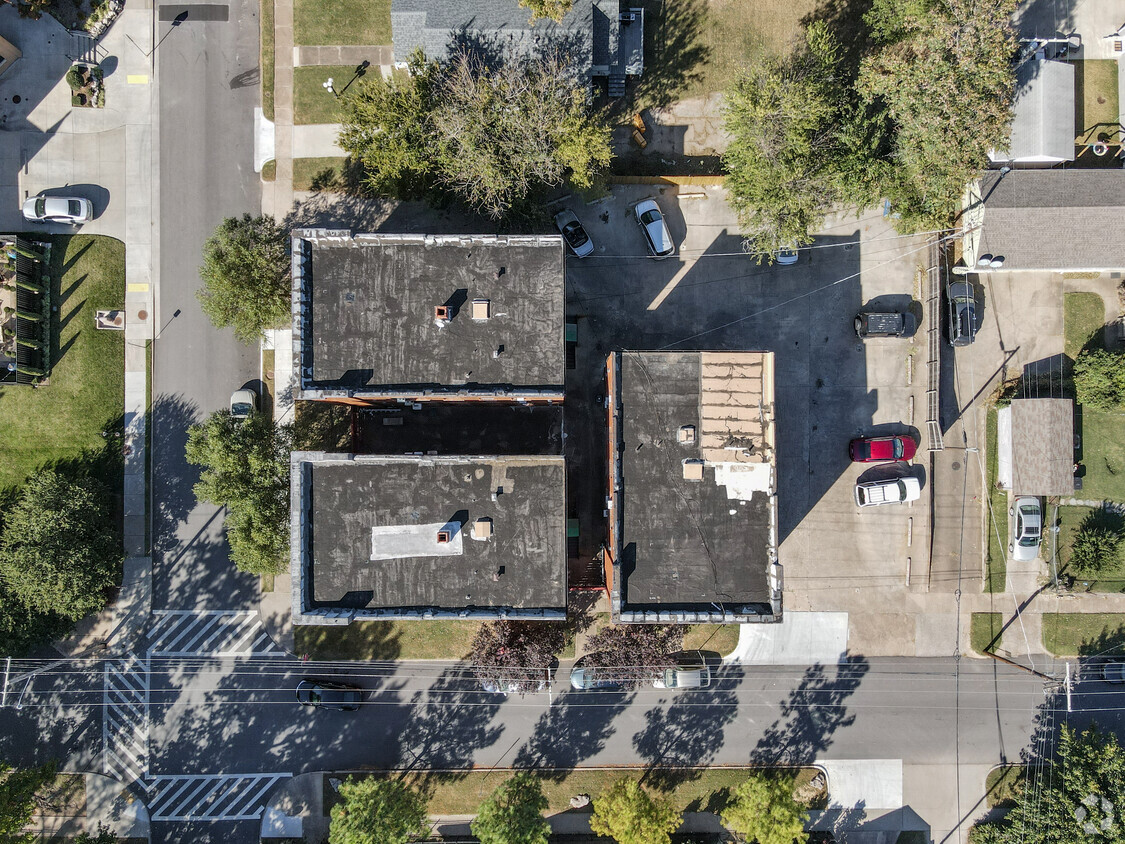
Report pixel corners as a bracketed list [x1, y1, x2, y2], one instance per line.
[260, 0, 275, 122]
[984, 405, 1006, 593]
[1042, 612, 1125, 656]
[971, 612, 1003, 655]
[292, 66, 352, 125]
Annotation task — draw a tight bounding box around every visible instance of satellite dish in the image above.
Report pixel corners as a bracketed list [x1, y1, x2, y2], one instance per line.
[977, 254, 994, 266]
[1093, 142, 1110, 156]
[990, 257, 1005, 268]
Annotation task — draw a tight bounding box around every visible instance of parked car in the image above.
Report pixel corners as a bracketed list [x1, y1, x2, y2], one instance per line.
[1102, 662, 1125, 684]
[854, 311, 917, 339]
[634, 199, 675, 259]
[946, 282, 978, 347]
[295, 679, 363, 711]
[553, 209, 594, 258]
[652, 651, 711, 690]
[774, 246, 799, 265]
[854, 476, 921, 507]
[570, 656, 625, 691]
[849, 435, 917, 463]
[479, 669, 549, 696]
[230, 388, 257, 420]
[1008, 496, 1042, 562]
[22, 194, 93, 224]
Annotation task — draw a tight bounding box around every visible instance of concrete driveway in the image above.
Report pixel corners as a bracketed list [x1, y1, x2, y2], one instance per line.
[561, 186, 935, 656]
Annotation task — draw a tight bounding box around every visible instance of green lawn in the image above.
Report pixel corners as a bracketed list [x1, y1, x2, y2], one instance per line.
[1041, 613, 1125, 656]
[985, 765, 1026, 809]
[1076, 409, 1125, 501]
[971, 613, 1003, 655]
[1075, 60, 1120, 140]
[683, 623, 740, 656]
[1057, 505, 1125, 592]
[0, 235, 125, 492]
[1064, 292, 1105, 360]
[260, 0, 275, 122]
[294, 0, 389, 45]
[293, 156, 351, 192]
[328, 767, 825, 816]
[295, 619, 482, 661]
[645, 0, 817, 104]
[984, 406, 1006, 592]
[292, 66, 352, 124]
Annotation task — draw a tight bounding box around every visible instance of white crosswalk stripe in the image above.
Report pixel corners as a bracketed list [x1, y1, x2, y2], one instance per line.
[102, 652, 149, 786]
[147, 610, 285, 658]
[147, 774, 292, 821]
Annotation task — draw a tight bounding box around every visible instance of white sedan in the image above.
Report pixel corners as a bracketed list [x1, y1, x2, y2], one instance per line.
[634, 199, 675, 259]
[22, 194, 93, 224]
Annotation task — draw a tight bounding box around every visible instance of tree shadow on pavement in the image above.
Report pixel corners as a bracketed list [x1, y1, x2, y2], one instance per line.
[513, 689, 636, 780]
[750, 658, 870, 765]
[631, 662, 744, 791]
[150, 393, 203, 551]
[397, 666, 505, 790]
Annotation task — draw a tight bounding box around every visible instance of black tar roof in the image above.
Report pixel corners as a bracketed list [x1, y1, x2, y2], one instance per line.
[616, 352, 774, 612]
[302, 454, 566, 612]
[295, 232, 565, 394]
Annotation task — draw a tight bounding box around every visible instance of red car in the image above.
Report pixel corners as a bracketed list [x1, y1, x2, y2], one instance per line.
[849, 435, 916, 463]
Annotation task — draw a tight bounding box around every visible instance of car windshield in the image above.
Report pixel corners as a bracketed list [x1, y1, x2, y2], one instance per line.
[640, 209, 662, 226]
[34, 198, 46, 217]
[231, 402, 253, 416]
[68, 200, 82, 216]
[893, 439, 903, 459]
[562, 221, 588, 248]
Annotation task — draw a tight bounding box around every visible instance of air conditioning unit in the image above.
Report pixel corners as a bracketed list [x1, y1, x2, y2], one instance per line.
[619, 12, 637, 23]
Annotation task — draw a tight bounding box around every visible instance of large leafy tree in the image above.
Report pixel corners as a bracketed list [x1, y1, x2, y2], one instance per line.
[197, 214, 290, 344]
[858, 0, 1017, 231]
[721, 773, 809, 844]
[589, 777, 681, 844]
[583, 624, 683, 689]
[0, 760, 58, 843]
[329, 777, 429, 844]
[970, 725, 1125, 844]
[184, 411, 292, 575]
[1074, 348, 1125, 410]
[470, 773, 550, 844]
[338, 49, 611, 219]
[722, 22, 849, 259]
[470, 620, 567, 694]
[0, 471, 120, 621]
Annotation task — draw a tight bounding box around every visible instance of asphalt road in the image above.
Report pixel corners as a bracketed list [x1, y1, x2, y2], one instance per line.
[152, 0, 262, 611]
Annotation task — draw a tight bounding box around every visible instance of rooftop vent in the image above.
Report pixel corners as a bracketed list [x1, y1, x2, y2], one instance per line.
[472, 299, 491, 320]
[434, 305, 450, 324]
[682, 459, 704, 481]
[471, 518, 493, 541]
[677, 425, 696, 444]
[436, 530, 452, 543]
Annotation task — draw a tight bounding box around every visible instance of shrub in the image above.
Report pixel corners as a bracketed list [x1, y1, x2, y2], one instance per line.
[65, 66, 87, 91]
[1074, 348, 1125, 410]
[1069, 522, 1124, 577]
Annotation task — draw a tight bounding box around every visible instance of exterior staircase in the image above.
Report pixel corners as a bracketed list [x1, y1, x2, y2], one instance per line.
[608, 73, 626, 97]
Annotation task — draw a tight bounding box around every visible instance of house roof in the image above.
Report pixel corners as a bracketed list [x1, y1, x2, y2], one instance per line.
[1010, 398, 1074, 496]
[292, 231, 566, 400]
[974, 170, 1125, 271]
[990, 59, 1075, 164]
[391, 0, 594, 72]
[608, 351, 780, 622]
[291, 452, 567, 621]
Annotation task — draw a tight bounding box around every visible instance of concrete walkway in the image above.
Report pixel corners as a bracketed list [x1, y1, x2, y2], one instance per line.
[262, 0, 295, 218]
[294, 45, 392, 67]
[292, 123, 346, 158]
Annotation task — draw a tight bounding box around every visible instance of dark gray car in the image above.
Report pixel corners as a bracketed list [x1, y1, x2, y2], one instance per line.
[855, 311, 917, 339]
[946, 282, 977, 347]
[296, 679, 363, 711]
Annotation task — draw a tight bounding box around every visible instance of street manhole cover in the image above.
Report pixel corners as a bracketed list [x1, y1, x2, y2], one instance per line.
[952, 461, 961, 471]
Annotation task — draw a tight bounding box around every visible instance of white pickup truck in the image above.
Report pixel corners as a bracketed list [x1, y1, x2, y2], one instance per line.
[854, 476, 921, 507]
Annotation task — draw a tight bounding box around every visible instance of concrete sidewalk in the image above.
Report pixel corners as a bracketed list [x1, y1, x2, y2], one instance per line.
[292, 123, 346, 158]
[294, 45, 392, 67]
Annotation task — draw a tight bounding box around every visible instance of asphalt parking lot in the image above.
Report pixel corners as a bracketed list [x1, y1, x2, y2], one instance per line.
[561, 186, 934, 648]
